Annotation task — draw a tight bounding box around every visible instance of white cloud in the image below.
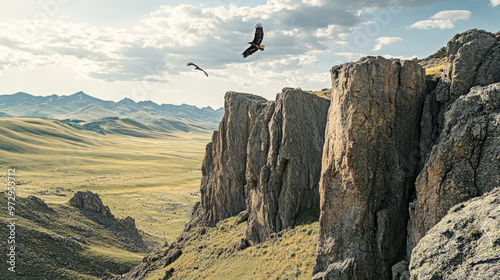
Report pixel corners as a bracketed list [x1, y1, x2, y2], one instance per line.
[336, 52, 367, 61]
[410, 19, 455, 30]
[430, 10, 471, 20]
[410, 9, 471, 30]
[372, 36, 402, 51]
[491, 0, 500, 7]
[0, 0, 447, 88]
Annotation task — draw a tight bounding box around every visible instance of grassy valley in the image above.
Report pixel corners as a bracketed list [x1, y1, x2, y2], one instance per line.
[0, 117, 213, 279]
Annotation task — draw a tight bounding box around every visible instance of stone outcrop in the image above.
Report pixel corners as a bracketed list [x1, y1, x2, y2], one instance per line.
[245, 87, 330, 243]
[69, 190, 112, 216]
[410, 188, 500, 280]
[410, 83, 500, 248]
[119, 216, 138, 232]
[28, 195, 49, 208]
[420, 29, 500, 166]
[200, 92, 267, 226]
[313, 57, 426, 280]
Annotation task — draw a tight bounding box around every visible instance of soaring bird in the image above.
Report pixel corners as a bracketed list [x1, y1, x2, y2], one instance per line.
[187, 62, 209, 77]
[242, 23, 265, 58]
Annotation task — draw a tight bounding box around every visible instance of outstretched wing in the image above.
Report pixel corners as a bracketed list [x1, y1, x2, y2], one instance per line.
[200, 69, 209, 77]
[242, 46, 259, 58]
[252, 23, 264, 45]
[187, 62, 197, 67]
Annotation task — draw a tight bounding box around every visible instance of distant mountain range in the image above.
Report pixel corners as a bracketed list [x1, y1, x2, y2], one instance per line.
[0, 91, 224, 127]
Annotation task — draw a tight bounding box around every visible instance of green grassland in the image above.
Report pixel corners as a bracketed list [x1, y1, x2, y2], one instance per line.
[0, 117, 211, 243]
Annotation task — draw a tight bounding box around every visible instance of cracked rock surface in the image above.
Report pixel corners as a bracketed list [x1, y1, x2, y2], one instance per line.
[410, 188, 500, 280]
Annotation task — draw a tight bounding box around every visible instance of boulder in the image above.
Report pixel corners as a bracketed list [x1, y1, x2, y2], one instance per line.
[69, 190, 112, 216]
[409, 189, 500, 280]
[313, 56, 426, 279]
[119, 216, 137, 232]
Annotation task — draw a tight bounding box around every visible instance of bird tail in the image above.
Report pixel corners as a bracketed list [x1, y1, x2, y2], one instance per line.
[259, 45, 265, 51]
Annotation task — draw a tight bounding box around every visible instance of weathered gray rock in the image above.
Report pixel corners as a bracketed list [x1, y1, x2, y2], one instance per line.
[119, 216, 137, 232]
[410, 83, 500, 247]
[409, 189, 500, 280]
[245, 87, 330, 244]
[392, 260, 410, 280]
[199, 92, 267, 226]
[69, 190, 112, 216]
[420, 29, 500, 166]
[313, 56, 426, 280]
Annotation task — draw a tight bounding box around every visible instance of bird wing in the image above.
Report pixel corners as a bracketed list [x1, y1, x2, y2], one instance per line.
[187, 62, 197, 67]
[242, 46, 259, 58]
[201, 69, 209, 77]
[252, 23, 264, 45]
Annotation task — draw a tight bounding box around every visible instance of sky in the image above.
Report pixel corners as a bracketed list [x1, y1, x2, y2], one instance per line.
[0, 0, 498, 109]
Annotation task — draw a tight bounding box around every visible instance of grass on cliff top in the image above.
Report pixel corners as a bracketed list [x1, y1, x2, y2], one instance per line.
[425, 64, 445, 82]
[306, 88, 331, 100]
[145, 216, 319, 280]
[0, 117, 211, 244]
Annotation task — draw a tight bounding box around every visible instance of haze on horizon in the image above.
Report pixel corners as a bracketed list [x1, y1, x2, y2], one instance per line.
[0, 0, 498, 109]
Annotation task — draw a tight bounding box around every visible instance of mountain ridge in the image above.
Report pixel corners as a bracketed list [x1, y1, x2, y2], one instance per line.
[0, 91, 224, 127]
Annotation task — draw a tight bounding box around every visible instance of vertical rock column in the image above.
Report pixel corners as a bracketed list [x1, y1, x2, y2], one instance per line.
[200, 92, 267, 226]
[313, 57, 425, 280]
[244, 88, 330, 244]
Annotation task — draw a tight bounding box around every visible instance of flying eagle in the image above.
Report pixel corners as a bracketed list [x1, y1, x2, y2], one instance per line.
[242, 23, 265, 58]
[187, 62, 208, 77]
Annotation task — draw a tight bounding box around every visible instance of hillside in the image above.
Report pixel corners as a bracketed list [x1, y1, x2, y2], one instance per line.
[0, 91, 224, 127]
[0, 193, 153, 280]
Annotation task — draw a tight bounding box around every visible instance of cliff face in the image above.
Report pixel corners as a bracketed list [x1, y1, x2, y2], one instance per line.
[200, 88, 329, 242]
[419, 29, 500, 166]
[245, 88, 330, 243]
[200, 92, 267, 226]
[312, 57, 426, 280]
[409, 29, 500, 254]
[410, 83, 500, 246]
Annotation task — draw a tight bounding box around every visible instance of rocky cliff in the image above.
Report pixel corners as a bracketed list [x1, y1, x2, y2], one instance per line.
[419, 29, 500, 167]
[200, 92, 267, 226]
[409, 30, 500, 259]
[312, 57, 426, 279]
[245, 88, 329, 243]
[199, 88, 329, 242]
[410, 83, 500, 248]
[117, 29, 500, 280]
